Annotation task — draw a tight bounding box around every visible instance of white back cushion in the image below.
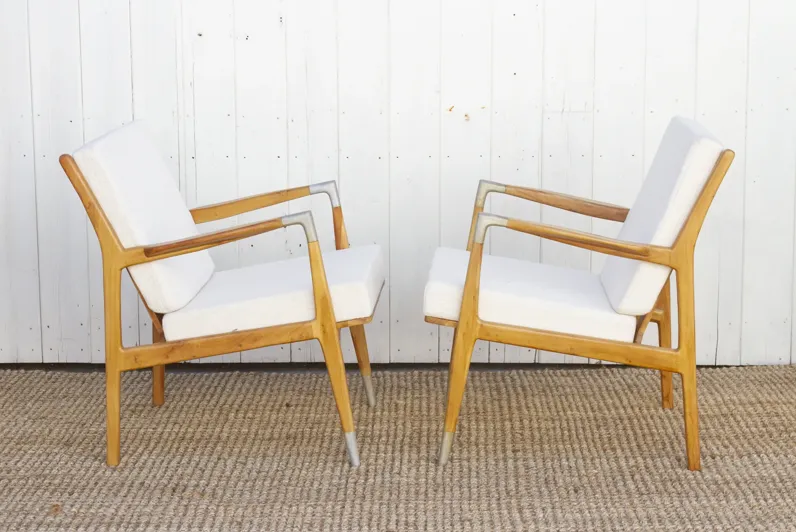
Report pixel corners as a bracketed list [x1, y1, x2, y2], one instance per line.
[600, 117, 723, 316]
[73, 121, 214, 313]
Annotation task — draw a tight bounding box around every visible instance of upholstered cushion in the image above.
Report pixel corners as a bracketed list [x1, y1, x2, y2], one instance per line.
[423, 247, 637, 342]
[73, 122, 215, 313]
[600, 117, 723, 316]
[162, 245, 385, 341]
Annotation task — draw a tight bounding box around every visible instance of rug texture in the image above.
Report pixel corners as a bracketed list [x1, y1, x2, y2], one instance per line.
[1, 366, 795, 531]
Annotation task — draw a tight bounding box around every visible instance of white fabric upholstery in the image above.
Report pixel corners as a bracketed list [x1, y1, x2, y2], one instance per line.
[423, 248, 637, 342]
[73, 121, 215, 314]
[163, 245, 385, 341]
[600, 117, 723, 316]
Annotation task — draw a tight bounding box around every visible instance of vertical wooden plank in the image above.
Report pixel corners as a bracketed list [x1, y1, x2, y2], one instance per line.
[389, 0, 441, 363]
[744, 0, 796, 364]
[439, 0, 492, 363]
[0, 0, 43, 363]
[80, 0, 139, 363]
[176, 0, 200, 364]
[234, 0, 291, 363]
[537, 0, 595, 364]
[284, 0, 339, 363]
[338, 0, 391, 364]
[644, 0, 698, 165]
[130, 0, 181, 349]
[592, 0, 650, 356]
[644, 0, 698, 359]
[29, 0, 91, 363]
[177, 0, 196, 206]
[694, 0, 749, 365]
[592, 0, 646, 262]
[487, 0, 544, 364]
[189, 0, 240, 362]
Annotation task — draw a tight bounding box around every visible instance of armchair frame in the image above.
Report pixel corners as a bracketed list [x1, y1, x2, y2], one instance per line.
[60, 155, 376, 467]
[430, 150, 735, 470]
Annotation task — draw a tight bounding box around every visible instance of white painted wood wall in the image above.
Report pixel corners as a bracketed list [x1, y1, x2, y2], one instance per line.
[1, 0, 795, 365]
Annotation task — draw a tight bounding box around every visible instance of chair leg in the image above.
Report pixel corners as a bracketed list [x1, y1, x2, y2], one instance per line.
[350, 325, 376, 407]
[658, 308, 674, 409]
[660, 371, 674, 409]
[106, 365, 122, 466]
[438, 328, 476, 466]
[682, 364, 701, 471]
[152, 365, 165, 406]
[657, 279, 674, 410]
[152, 326, 165, 406]
[318, 329, 360, 467]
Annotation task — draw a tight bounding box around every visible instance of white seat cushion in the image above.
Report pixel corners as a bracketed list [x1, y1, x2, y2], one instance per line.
[73, 121, 215, 313]
[424, 247, 637, 342]
[162, 245, 385, 341]
[600, 117, 723, 316]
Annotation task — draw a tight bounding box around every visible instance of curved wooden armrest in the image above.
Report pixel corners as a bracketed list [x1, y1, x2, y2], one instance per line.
[473, 213, 673, 266]
[190, 181, 341, 224]
[123, 211, 318, 267]
[474, 179, 629, 222]
[466, 179, 629, 249]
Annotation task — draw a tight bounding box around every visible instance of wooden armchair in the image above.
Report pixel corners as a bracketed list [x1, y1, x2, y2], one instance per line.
[60, 122, 384, 467]
[424, 117, 734, 470]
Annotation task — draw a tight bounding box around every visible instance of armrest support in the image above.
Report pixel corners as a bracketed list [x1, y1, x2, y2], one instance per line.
[507, 184, 629, 222]
[474, 179, 629, 221]
[190, 180, 342, 223]
[473, 213, 672, 266]
[123, 211, 318, 267]
[190, 180, 349, 250]
[467, 179, 629, 249]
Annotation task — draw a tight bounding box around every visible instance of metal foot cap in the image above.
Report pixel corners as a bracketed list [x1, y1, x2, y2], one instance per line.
[438, 432, 454, 466]
[345, 432, 360, 467]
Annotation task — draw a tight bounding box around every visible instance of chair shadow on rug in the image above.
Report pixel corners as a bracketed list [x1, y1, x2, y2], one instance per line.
[61, 122, 385, 467]
[424, 117, 734, 470]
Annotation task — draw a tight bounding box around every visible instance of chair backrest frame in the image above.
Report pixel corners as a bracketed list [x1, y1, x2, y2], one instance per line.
[60, 154, 166, 332]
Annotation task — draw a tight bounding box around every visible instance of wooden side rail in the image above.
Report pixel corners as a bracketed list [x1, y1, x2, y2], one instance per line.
[121, 212, 317, 267]
[472, 213, 673, 266]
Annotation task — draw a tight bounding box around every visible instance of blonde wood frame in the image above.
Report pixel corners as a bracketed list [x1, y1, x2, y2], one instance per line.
[60, 155, 377, 467]
[435, 150, 734, 471]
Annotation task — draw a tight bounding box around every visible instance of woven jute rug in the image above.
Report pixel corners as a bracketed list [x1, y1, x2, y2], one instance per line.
[1, 366, 795, 531]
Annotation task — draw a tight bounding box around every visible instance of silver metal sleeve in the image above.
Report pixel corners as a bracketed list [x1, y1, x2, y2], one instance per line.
[473, 213, 509, 244]
[475, 180, 507, 207]
[281, 211, 318, 243]
[309, 181, 341, 208]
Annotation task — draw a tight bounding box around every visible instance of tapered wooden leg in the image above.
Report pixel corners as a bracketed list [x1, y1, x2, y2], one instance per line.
[152, 326, 165, 406]
[682, 365, 701, 471]
[152, 365, 165, 406]
[319, 329, 359, 467]
[660, 371, 673, 409]
[657, 277, 674, 409]
[658, 316, 674, 409]
[103, 267, 124, 466]
[106, 365, 121, 466]
[350, 325, 375, 407]
[439, 328, 476, 465]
